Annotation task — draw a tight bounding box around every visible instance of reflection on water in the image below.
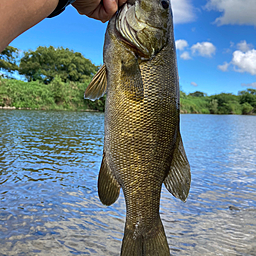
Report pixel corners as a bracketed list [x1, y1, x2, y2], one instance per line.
[0, 111, 256, 255]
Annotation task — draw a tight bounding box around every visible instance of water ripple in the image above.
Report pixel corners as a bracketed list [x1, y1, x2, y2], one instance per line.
[0, 111, 256, 255]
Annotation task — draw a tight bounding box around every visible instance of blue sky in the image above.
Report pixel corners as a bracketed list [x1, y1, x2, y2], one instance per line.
[10, 0, 256, 96]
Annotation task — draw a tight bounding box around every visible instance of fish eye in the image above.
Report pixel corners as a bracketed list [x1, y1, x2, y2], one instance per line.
[161, 0, 169, 9]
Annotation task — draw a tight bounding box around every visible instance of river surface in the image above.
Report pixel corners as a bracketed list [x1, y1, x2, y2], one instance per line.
[0, 110, 256, 256]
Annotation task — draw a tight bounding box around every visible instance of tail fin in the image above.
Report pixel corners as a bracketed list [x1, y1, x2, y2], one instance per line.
[121, 218, 170, 256]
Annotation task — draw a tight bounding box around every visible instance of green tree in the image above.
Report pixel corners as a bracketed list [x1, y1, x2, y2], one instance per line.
[209, 99, 218, 114]
[210, 93, 241, 114]
[188, 91, 207, 97]
[0, 46, 19, 77]
[247, 89, 256, 95]
[180, 90, 187, 99]
[238, 89, 256, 109]
[19, 46, 98, 84]
[50, 75, 71, 104]
[242, 102, 254, 115]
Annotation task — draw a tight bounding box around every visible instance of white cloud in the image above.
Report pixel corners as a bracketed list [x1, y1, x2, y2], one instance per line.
[191, 42, 216, 57]
[180, 51, 191, 60]
[175, 40, 189, 51]
[241, 82, 256, 88]
[176, 40, 216, 59]
[171, 0, 195, 24]
[191, 82, 198, 87]
[232, 50, 256, 75]
[237, 40, 254, 53]
[218, 62, 230, 72]
[218, 42, 256, 76]
[206, 0, 256, 26]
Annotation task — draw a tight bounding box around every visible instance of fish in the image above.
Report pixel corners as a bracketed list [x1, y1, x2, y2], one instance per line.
[84, 0, 191, 255]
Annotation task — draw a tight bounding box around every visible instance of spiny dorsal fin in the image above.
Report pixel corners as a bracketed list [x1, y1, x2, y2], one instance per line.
[98, 152, 120, 206]
[164, 131, 191, 202]
[84, 64, 107, 100]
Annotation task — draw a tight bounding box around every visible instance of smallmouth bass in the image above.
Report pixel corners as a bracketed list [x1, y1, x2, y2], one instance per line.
[85, 0, 191, 255]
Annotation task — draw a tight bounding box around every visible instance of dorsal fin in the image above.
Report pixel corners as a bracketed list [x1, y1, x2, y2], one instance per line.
[84, 64, 107, 100]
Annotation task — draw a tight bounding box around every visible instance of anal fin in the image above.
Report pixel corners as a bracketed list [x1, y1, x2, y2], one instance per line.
[98, 152, 120, 206]
[164, 131, 191, 202]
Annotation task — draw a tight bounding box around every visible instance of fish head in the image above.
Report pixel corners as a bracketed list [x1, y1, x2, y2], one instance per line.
[116, 0, 173, 59]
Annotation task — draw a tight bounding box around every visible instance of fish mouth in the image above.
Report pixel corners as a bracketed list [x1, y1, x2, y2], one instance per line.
[115, 3, 154, 58]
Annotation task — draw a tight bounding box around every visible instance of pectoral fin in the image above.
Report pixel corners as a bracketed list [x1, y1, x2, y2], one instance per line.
[120, 57, 144, 102]
[98, 152, 120, 206]
[84, 64, 107, 100]
[164, 131, 191, 202]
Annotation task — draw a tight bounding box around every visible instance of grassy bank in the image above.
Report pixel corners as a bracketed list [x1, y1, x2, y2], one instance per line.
[181, 96, 210, 114]
[1, 77, 255, 115]
[0, 77, 105, 112]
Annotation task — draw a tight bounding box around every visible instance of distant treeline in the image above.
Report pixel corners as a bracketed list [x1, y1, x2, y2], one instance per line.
[180, 90, 256, 115]
[0, 46, 256, 114]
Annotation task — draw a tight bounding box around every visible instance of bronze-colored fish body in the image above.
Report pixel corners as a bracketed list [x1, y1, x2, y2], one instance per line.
[85, 1, 191, 255]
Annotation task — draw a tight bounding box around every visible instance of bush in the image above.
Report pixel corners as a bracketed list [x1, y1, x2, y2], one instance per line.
[242, 102, 254, 115]
[0, 78, 105, 111]
[209, 99, 218, 114]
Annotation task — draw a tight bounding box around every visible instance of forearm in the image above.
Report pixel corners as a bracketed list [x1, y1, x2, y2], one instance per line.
[0, 0, 59, 52]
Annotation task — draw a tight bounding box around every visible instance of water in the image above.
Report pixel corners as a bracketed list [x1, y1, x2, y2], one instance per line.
[0, 110, 255, 256]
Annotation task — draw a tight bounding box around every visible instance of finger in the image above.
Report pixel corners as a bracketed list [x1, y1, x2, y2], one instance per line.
[103, 0, 118, 13]
[90, 0, 118, 23]
[101, 0, 118, 18]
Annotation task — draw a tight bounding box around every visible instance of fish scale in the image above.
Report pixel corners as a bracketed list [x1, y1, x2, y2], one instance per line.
[84, 0, 191, 255]
[105, 45, 178, 227]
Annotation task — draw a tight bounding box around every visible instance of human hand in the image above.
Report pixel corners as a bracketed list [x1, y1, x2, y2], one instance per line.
[72, 0, 127, 23]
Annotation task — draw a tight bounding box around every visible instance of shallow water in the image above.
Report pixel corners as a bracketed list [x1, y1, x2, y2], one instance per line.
[0, 110, 255, 256]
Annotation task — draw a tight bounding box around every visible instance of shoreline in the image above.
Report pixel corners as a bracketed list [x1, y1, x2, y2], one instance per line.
[1, 106, 255, 116]
[0, 106, 99, 112]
